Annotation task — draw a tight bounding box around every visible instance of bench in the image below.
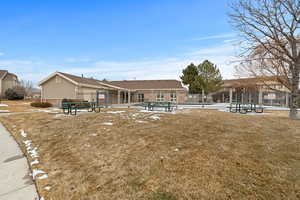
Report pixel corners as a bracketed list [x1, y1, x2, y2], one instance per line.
[60, 100, 104, 115]
[143, 101, 177, 112]
[228, 103, 264, 114]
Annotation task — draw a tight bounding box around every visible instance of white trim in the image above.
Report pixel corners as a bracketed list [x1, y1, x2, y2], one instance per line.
[0, 71, 8, 80]
[97, 81, 130, 91]
[39, 72, 79, 86]
[78, 83, 112, 90]
[131, 88, 186, 91]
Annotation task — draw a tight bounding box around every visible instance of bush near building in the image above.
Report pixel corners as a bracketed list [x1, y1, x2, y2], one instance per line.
[5, 86, 25, 100]
[30, 101, 52, 108]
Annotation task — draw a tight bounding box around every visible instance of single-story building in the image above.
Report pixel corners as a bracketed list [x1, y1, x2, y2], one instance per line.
[39, 72, 188, 106]
[213, 77, 291, 107]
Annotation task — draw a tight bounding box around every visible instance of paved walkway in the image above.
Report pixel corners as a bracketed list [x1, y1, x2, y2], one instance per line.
[0, 123, 38, 200]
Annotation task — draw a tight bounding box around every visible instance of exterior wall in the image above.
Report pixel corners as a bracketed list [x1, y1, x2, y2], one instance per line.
[134, 89, 187, 103]
[77, 86, 100, 102]
[41, 75, 76, 105]
[1, 74, 18, 96]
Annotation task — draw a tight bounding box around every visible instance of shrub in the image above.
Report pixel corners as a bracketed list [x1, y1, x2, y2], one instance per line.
[5, 87, 25, 100]
[30, 101, 52, 108]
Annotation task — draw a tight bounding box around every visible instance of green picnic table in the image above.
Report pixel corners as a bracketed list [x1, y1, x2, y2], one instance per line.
[61, 101, 104, 115]
[228, 102, 264, 114]
[141, 101, 177, 112]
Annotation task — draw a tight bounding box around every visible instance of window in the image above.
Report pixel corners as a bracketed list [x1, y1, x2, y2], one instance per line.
[156, 91, 164, 102]
[138, 93, 144, 102]
[56, 76, 61, 83]
[170, 92, 177, 102]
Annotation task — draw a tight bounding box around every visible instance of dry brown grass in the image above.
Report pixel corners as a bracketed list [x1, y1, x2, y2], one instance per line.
[0, 99, 42, 112]
[0, 109, 300, 200]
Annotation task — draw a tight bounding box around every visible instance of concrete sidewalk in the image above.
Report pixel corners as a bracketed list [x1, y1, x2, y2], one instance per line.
[0, 123, 39, 200]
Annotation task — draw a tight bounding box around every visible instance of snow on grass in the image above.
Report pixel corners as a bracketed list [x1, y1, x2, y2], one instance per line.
[20, 129, 27, 137]
[23, 140, 32, 146]
[0, 110, 9, 113]
[53, 114, 73, 118]
[30, 159, 39, 166]
[136, 120, 147, 123]
[44, 186, 51, 191]
[28, 147, 39, 158]
[149, 114, 160, 120]
[102, 122, 113, 126]
[32, 169, 46, 179]
[106, 111, 126, 114]
[0, 104, 8, 106]
[37, 174, 48, 180]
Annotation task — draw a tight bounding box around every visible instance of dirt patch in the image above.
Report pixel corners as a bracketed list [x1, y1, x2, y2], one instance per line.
[0, 109, 300, 200]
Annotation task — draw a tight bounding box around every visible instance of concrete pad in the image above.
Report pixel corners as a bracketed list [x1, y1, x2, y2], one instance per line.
[0, 123, 38, 200]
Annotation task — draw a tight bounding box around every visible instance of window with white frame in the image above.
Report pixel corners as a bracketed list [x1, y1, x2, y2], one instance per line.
[138, 93, 144, 102]
[156, 91, 164, 102]
[170, 91, 177, 102]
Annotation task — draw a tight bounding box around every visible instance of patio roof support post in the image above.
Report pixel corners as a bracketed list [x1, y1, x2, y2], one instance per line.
[258, 88, 263, 105]
[249, 92, 252, 103]
[229, 88, 233, 104]
[128, 90, 131, 104]
[285, 91, 289, 108]
[118, 90, 121, 105]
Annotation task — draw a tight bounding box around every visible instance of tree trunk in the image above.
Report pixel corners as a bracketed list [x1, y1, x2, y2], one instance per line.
[289, 68, 299, 120]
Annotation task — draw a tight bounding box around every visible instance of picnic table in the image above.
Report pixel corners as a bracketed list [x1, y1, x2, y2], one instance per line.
[61, 101, 104, 115]
[228, 102, 264, 114]
[141, 101, 177, 112]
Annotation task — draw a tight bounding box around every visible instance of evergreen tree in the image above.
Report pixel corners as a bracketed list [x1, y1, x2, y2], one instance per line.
[180, 63, 198, 93]
[180, 60, 222, 94]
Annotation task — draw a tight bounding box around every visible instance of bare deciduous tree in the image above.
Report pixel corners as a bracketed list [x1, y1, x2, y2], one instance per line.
[20, 80, 34, 97]
[229, 0, 300, 119]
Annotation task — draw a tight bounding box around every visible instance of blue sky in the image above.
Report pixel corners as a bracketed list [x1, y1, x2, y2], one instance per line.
[0, 0, 239, 85]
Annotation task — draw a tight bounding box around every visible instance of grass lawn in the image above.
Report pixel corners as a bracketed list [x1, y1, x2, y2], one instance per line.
[0, 99, 40, 112]
[0, 109, 300, 200]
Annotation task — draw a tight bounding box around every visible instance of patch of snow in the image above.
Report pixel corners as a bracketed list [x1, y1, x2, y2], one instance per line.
[91, 133, 97, 136]
[23, 140, 32, 146]
[26, 146, 32, 151]
[106, 111, 126, 114]
[44, 186, 51, 191]
[37, 174, 48, 180]
[32, 169, 46, 179]
[136, 120, 147, 123]
[40, 197, 45, 200]
[20, 129, 27, 137]
[0, 110, 9, 113]
[0, 104, 8, 106]
[40, 110, 59, 114]
[28, 147, 39, 158]
[174, 148, 179, 152]
[102, 122, 113, 126]
[53, 114, 73, 118]
[139, 110, 161, 113]
[149, 114, 160, 120]
[30, 159, 39, 166]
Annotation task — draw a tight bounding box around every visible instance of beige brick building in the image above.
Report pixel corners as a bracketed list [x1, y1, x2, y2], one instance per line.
[39, 72, 187, 106]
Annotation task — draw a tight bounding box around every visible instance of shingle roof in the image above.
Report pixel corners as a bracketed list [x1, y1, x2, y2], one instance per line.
[57, 72, 185, 90]
[0, 70, 8, 79]
[59, 72, 105, 87]
[108, 80, 185, 90]
[222, 76, 279, 88]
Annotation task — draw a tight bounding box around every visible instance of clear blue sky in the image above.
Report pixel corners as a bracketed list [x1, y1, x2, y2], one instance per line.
[0, 0, 238, 85]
